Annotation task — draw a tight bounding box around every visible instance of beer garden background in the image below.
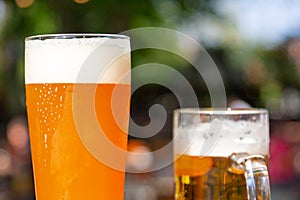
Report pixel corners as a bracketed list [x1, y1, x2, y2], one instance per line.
[0, 0, 300, 199]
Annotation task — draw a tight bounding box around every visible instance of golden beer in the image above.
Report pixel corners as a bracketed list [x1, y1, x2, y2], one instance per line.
[175, 154, 269, 200]
[25, 35, 130, 199]
[173, 109, 270, 200]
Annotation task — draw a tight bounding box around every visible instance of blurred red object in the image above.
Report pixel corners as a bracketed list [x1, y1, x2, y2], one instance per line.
[269, 135, 297, 183]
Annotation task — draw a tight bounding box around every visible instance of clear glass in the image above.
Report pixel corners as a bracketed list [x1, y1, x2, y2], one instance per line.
[173, 108, 271, 200]
[25, 34, 131, 200]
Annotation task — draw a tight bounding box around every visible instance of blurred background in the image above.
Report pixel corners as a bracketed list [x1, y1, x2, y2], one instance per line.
[0, 0, 300, 199]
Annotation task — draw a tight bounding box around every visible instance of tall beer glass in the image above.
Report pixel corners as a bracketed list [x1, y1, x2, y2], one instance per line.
[25, 34, 131, 199]
[173, 108, 270, 200]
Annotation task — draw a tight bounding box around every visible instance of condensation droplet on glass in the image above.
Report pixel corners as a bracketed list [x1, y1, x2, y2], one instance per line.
[43, 159, 47, 167]
[44, 134, 47, 143]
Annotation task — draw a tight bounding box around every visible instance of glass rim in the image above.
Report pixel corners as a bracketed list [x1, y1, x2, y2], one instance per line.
[25, 33, 130, 41]
[174, 108, 268, 115]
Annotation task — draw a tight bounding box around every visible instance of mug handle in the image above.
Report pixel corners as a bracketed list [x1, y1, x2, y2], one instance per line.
[230, 153, 271, 200]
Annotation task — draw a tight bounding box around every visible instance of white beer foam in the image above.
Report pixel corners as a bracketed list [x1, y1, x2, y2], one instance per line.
[174, 119, 269, 157]
[25, 36, 131, 84]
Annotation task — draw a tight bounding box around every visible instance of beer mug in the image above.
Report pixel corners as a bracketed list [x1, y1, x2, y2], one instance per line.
[25, 34, 131, 199]
[173, 108, 271, 200]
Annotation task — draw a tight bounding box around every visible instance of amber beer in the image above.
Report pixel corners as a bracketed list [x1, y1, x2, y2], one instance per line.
[173, 109, 270, 200]
[25, 35, 130, 199]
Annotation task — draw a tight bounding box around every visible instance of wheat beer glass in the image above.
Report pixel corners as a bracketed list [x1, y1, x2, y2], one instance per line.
[173, 108, 270, 200]
[25, 34, 131, 199]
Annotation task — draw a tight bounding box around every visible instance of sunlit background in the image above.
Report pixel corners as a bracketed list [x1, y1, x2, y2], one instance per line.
[0, 0, 300, 199]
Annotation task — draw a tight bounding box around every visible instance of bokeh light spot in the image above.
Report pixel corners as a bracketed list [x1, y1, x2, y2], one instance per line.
[7, 117, 29, 151]
[15, 0, 34, 8]
[127, 140, 154, 172]
[74, 0, 89, 4]
[0, 148, 12, 174]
